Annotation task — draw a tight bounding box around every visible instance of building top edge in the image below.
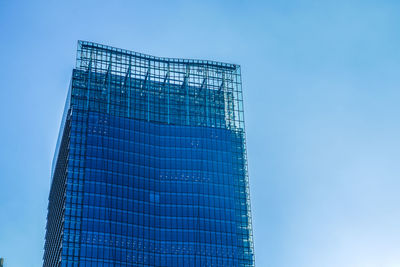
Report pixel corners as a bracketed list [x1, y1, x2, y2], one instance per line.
[78, 40, 239, 71]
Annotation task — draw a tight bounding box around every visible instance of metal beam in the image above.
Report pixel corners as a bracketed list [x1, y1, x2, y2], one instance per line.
[203, 69, 209, 125]
[163, 67, 170, 124]
[123, 61, 131, 88]
[162, 69, 170, 86]
[164, 64, 170, 124]
[86, 52, 93, 109]
[106, 54, 112, 114]
[124, 58, 132, 116]
[218, 77, 225, 92]
[184, 65, 190, 125]
[143, 64, 150, 121]
[104, 55, 112, 86]
[143, 67, 150, 86]
[200, 77, 207, 91]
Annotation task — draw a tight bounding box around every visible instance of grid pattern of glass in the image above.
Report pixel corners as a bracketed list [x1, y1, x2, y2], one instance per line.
[44, 41, 254, 266]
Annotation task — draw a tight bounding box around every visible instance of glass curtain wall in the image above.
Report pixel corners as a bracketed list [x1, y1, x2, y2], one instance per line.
[44, 41, 254, 267]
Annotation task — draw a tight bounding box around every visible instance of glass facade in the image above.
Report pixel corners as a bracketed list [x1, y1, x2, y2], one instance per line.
[44, 41, 254, 266]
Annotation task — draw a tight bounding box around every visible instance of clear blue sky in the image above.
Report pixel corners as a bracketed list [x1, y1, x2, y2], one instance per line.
[1, 0, 399, 266]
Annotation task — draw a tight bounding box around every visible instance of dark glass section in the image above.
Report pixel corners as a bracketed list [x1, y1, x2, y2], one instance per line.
[44, 41, 254, 266]
[44, 111, 71, 266]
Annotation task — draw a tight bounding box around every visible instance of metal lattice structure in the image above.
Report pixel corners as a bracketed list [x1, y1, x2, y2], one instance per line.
[75, 41, 245, 129]
[44, 41, 254, 266]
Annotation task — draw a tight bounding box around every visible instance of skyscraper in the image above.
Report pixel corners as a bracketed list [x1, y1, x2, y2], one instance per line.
[44, 41, 254, 266]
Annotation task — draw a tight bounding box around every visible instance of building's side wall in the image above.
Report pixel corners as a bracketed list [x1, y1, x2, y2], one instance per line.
[60, 109, 90, 266]
[44, 113, 71, 267]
